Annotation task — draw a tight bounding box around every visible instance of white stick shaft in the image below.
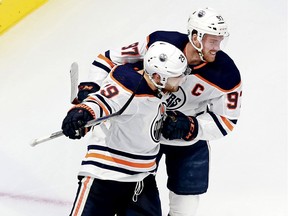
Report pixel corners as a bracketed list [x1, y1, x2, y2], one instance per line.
[30, 131, 64, 147]
[70, 62, 79, 104]
[30, 115, 112, 147]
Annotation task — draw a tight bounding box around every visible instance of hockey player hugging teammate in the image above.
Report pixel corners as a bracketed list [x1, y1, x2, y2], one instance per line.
[61, 42, 192, 216]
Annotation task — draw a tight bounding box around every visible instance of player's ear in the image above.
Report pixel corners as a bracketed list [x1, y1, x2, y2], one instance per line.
[152, 73, 161, 86]
[192, 34, 201, 48]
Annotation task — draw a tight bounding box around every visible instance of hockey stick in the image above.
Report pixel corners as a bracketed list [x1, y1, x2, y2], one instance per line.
[70, 62, 79, 104]
[30, 62, 79, 147]
[30, 71, 145, 147]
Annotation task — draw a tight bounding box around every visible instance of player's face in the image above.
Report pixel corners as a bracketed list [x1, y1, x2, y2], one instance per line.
[164, 75, 187, 92]
[201, 34, 224, 62]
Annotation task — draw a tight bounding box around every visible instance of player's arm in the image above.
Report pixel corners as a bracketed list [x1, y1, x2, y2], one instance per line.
[195, 83, 242, 140]
[77, 39, 148, 102]
[162, 83, 242, 142]
[62, 67, 131, 139]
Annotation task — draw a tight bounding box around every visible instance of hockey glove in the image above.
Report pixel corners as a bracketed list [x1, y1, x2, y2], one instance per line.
[162, 111, 198, 141]
[62, 104, 96, 139]
[77, 82, 100, 103]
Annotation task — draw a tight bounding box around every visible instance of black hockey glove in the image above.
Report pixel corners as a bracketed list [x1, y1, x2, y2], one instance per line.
[77, 82, 100, 103]
[62, 104, 95, 139]
[162, 111, 198, 141]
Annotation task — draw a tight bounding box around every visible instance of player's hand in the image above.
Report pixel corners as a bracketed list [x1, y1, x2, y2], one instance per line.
[162, 111, 198, 141]
[62, 104, 95, 139]
[77, 82, 100, 102]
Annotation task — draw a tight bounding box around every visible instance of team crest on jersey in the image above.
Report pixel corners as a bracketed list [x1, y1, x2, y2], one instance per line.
[166, 86, 186, 110]
[150, 103, 166, 142]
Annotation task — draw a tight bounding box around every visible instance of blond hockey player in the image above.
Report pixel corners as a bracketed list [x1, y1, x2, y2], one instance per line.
[62, 42, 191, 216]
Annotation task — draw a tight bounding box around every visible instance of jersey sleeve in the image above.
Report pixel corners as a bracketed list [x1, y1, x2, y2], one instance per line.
[81, 64, 147, 121]
[84, 30, 188, 87]
[196, 82, 243, 140]
[160, 50, 243, 146]
[86, 38, 148, 86]
[160, 82, 242, 146]
[82, 67, 133, 121]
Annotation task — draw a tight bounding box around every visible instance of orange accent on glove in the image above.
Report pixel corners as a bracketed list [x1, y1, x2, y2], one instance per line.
[73, 104, 96, 119]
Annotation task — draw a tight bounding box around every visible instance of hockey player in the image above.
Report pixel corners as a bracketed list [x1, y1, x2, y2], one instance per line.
[76, 7, 242, 216]
[61, 42, 190, 216]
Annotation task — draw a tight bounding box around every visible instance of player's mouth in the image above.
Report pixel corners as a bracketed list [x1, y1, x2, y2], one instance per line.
[209, 51, 217, 56]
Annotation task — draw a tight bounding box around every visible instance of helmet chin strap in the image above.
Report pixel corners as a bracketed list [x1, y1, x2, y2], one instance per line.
[147, 73, 167, 98]
[189, 36, 206, 62]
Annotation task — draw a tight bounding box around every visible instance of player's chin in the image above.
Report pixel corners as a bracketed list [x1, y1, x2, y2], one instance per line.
[165, 86, 179, 92]
[204, 55, 216, 62]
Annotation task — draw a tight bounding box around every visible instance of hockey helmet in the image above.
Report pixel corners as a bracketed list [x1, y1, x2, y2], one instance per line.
[144, 41, 189, 89]
[187, 7, 229, 39]
[187, 7, 229, 61]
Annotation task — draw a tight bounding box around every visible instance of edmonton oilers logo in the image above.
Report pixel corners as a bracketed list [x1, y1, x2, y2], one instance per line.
[166, 86, 186, 110]
[151, 103, 166, 142]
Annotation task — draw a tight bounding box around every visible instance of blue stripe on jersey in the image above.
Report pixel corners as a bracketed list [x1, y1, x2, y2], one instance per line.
[230, 119, 238, 124]
[105, 50, 110, 59]
[208, 111, 227, 136]
[88, 145, 158, 160]
[112, 63, 155, 96]
[194, 51, 241, 91]
[84, 98, 104, 116]
[92, 60, 111, 73]
[81, 160, 143, 175]
[147, 31, 189, 52]
[95, 94, 112, 115]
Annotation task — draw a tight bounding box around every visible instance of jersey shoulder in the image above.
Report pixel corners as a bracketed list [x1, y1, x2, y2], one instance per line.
[112, 63, 155, 96]
[195, 51, 241, 91]
[147, 31, 189, 51]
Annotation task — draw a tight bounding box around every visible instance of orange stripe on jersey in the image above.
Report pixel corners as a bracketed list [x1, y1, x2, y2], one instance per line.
[195, 74, 242, 92]
[86, 96, 110, 116]
[134, 93, 155, 98]
[193, 62, 207, 69]
[220, 116, 234, 131]
[85, 153, 156, 169]
[73, 176, 91, 216]
[98, 54, 115, 68]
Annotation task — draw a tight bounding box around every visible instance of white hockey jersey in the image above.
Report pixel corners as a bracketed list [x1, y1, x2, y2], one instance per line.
[79, 63, 168, 182]
[85, 31, 242, 147]
[162, 61, 242, 146]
